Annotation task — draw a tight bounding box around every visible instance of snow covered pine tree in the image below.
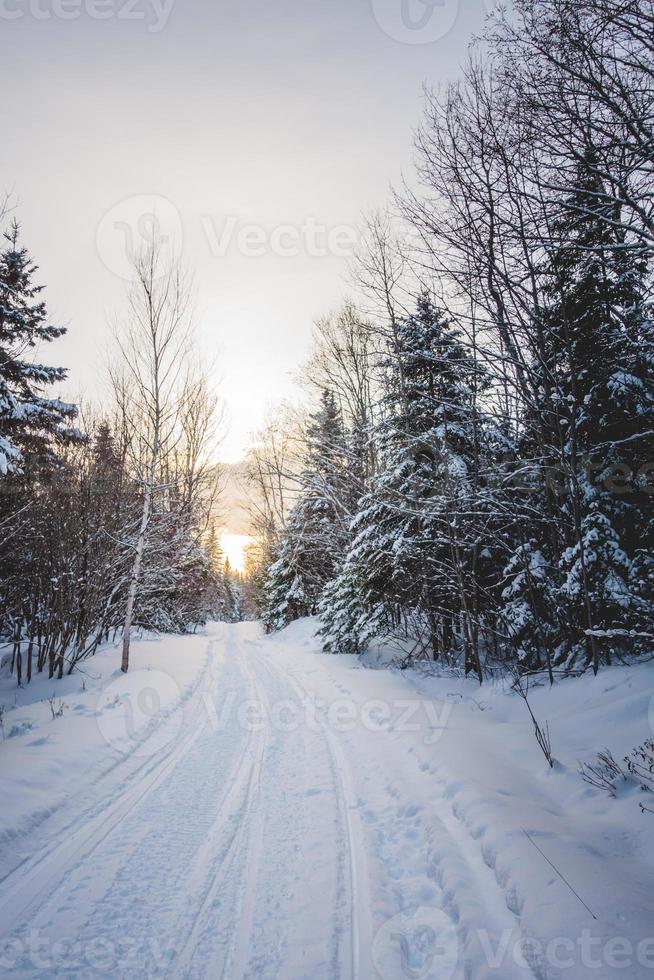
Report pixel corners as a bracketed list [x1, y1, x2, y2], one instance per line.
[321, 293, 493, 673]
[501, 156, 654, 671]
[0, 221, 77, 474]
[261, 390, 351, 631]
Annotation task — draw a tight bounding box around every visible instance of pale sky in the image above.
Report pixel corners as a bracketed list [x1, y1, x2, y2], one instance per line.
[2, 0, 494, 461]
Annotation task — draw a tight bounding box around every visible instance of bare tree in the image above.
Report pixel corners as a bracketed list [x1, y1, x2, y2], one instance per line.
[302, 303, 378, 482]
[112, 240, 193, 673]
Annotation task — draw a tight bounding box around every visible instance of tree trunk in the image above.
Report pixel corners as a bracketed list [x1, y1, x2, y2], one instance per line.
[121, 470, 154, 673]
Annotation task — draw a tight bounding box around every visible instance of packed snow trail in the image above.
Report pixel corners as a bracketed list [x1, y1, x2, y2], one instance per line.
[0, 621, 652, 979]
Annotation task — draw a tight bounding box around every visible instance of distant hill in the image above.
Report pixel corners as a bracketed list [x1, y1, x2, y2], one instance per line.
[214, 461, 254, 535]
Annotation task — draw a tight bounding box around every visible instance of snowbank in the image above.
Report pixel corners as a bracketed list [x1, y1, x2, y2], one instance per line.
[0, 630, 212, 862]
[265, 617, 654, 979]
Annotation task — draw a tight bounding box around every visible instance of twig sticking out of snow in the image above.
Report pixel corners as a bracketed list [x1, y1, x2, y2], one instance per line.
[579, 741, 654, 814]
[521, 828, 598, 921]
[579, 750, 625, 796]
[511, 671, 554, 767]
[44, 694, 66, 720]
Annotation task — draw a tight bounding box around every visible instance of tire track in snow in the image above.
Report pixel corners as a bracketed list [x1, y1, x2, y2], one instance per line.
[216, 641, 349, 980]
[274, 649, 539, 980]
[0, 634, 216, 882]
[216, 648, 271, 980]
[22, 631, 258, 979]
[171, 638, 269, 979]
[254, 649, 375, 980]
[0, 638, 218, 937]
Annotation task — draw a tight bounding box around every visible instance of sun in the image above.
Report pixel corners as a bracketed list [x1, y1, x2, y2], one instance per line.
[219, 533, 253, 574]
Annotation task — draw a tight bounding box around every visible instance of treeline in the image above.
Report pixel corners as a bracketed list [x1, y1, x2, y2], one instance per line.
[0, 228, 238, 684]
[253, 0, 654, 677]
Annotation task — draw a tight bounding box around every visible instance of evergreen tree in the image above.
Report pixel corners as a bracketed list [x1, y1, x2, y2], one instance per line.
[0, 222, 77, 473]
[559, 491, 632, 666]
[629, 518, 654, 646]
[261, 390, 351, 631]
[504, 156, 654, 670]
[222, 559, 244, 623]
[500, 541, 561, 678]
[261, 507, 315, 632]
[320, 293, 492, 670]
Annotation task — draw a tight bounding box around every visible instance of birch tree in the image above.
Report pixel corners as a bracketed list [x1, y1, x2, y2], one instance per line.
[113, 241, 193, 673]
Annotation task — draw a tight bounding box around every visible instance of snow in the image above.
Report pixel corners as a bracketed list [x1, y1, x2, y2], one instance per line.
[0, 434, 20, 474]
[0, 619, 653, 978]
[0, 632, 211, 855]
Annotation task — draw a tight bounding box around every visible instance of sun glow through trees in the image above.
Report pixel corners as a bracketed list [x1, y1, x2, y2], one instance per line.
[219, 533, 253, 574]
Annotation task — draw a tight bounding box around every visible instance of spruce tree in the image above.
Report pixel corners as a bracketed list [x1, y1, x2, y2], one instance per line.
[506, 155, 654, 669]
[0, 222, 77, 473]
[320, 293, 491, 667]
[261, 390, 351, 631]
[261, 507, 316, 632]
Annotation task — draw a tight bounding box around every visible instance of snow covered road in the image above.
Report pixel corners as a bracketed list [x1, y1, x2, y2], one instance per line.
[0, 621, 653, 979]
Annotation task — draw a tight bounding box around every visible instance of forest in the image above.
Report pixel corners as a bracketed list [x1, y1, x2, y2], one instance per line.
[250, 0, 654, 679]
[3, 1, 654, 974]
[0, 237, 242, 685]
[2, 0, 654, 686]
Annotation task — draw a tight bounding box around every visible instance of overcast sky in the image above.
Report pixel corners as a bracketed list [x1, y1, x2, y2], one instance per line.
[2, 0, 494, 461]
